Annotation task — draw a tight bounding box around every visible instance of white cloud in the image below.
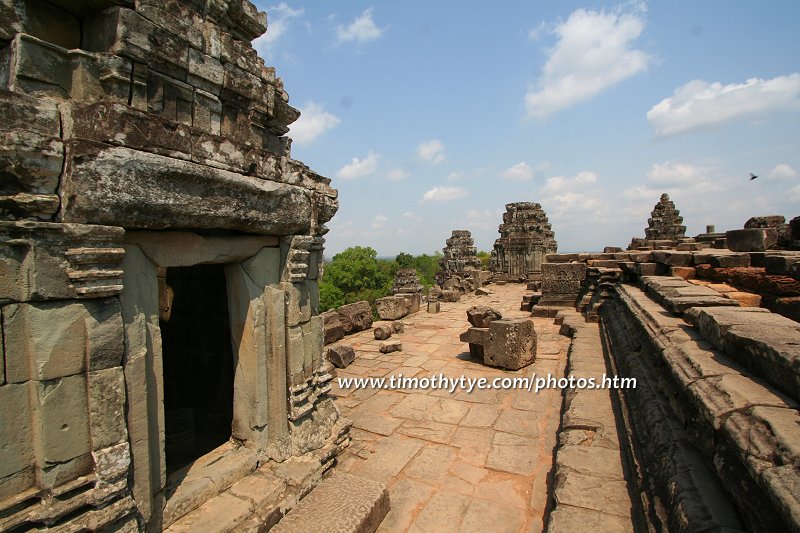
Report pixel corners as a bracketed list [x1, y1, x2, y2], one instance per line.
[768, 163, 797, 180]
[647, 74, 800, 137]
[646, 161, 703, 186]
[465, 209, 497, 231]
[401, 211, 423, 224]
[420, 186, 467, 203]
[371, 214, 388, 228]
[528, 21, 548, 41]
[252, 3, 304, 50]
[500, 162, 535, 181]
[417, 139, 445, 164]
[289, 102, 340, 144]
[447, 172, 463, 182]
[336, 151, 380, 179]
[386, 168, 409, 181]
[336, 8, 384, 43]
[525, 5, 648, 119]
[540, 171, 598, 196]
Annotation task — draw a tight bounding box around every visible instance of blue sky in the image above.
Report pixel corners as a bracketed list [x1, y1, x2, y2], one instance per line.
[252, 1, 800, 255]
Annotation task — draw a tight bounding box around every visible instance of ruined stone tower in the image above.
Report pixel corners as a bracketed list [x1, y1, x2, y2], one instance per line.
[436, 230, 481, 286]
[0, 1, 348, 531]
[628, 193, 687, 249]
[491, 202, 557, 282]
[391, 268, 423, 294]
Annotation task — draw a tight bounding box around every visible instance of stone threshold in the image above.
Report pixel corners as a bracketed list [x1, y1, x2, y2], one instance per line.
[164, 418, 350, 533]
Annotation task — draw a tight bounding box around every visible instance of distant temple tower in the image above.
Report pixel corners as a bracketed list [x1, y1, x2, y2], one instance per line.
[436, 230, 481, 286]
[491, 202, 557, 281]
[628, 193, 687, 250]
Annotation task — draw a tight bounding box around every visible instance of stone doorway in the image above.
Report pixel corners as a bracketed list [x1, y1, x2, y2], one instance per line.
[159, 264, 235, 474]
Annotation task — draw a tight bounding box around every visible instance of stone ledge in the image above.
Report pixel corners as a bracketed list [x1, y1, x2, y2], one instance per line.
[685, 307, 800, 403]
[607, 284, 800, 531]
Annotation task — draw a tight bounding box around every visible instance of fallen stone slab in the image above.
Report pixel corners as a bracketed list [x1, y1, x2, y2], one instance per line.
[375, 295, 408, 321]
[475, 287, 491, 296]
[427, 301, 440, 313]
[326, 344, 355, 369]
[379, 341, 402, 354]
[321, 310, 345, 345]
[466, 305, 502, 328]
[336, 301, 373, 335]
[374, 323, 393, 340]
[271, 471, 389, 533]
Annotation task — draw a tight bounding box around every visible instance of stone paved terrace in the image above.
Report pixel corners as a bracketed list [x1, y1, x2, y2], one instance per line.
[329, 284, 571, 532]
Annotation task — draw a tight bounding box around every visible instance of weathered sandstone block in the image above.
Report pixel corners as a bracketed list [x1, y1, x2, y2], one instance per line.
[375, 296, 408, 321]
[336, 301, 373, 335]
[325, 345, 355, 369]
[373, 323, 393, 340]
[484, 318, 536, 370]
[466, 306, 502, 328]
[379, 341, 402, 354]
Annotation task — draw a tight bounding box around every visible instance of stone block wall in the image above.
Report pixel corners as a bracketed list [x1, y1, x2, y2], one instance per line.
[0, 1, 344, 531]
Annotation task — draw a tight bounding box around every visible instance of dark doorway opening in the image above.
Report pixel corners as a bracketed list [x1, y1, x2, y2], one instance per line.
[159, 264, 234, 474]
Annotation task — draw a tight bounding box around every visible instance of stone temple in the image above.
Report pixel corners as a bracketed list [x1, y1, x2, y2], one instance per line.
[491, 202, 557, 282]
[3, 2, 800, 533]
[628, 193, 687, 250]
[435, 230, 482, 287]
[0, 1, 358, 531]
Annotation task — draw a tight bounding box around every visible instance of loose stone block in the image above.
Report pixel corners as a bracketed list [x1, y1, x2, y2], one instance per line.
[485, 318, 536, 370]
[321, 310, 345, 345]
[375, 296, 408, 320]
[374, 323, 393, 340]
[459, 327, 489, 359]
[326, 345, 355, 369]
[466, 305, 502, 328]
[427, 300, 440, 313]
[392, 321, 405, 334]
[398, 292, 421, 314]
[726, 228, 778, 252]
[336, 301, 373, 335]
[380, 341, 402, 354]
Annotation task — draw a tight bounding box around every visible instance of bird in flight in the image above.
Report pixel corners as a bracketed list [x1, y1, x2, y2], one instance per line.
[749, 173, 758, 180]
